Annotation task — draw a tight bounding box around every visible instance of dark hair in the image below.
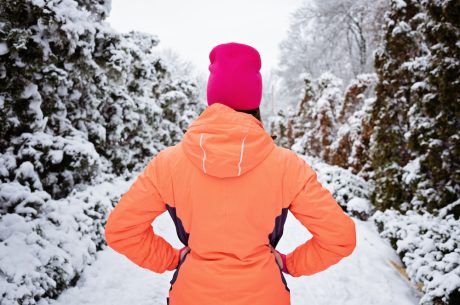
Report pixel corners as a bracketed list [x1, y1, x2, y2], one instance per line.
[235, 107, 261, 121]
[235, 107, 277, 140]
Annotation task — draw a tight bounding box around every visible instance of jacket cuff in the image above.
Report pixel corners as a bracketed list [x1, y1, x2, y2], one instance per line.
[166, 247, 181, 271]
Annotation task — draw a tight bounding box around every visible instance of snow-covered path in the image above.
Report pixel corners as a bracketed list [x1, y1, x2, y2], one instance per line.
[44, 209, 422, 305]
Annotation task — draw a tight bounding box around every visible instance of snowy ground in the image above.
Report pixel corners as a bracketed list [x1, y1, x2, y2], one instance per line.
[43, 208, 422, 305]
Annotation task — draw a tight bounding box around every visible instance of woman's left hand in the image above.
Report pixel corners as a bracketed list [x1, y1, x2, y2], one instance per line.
[269, 244, 289, 274]
[269, 244, 283, 269]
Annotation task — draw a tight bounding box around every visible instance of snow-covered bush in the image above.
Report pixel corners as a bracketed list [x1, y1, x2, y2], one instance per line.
[372, 201, 460, 305]
[0, 175, 132, 305]
[300, 155, 374, 220]
[0, 1, 204, 304]
[5, 132, 100, 199]
[0, 0, 204, 189]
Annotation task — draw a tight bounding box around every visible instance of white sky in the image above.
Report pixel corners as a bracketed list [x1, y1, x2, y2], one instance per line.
[108, 0, 305, 78]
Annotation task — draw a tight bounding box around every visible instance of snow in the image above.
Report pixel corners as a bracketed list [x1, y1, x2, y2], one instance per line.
[48, 150, 64, 164]
[402, 158, 421, 185]
[372, 204, 460, 305]
[0, 42, 8, 56]
[392, 21, 411, 36]
[21, 83, 39, 99]
[393, 0, 407, 10]
[347, 197, 373, 215]
[15, 161, 43, 191]
[291, 138, 306, 154]
[411, 81, 428, 91]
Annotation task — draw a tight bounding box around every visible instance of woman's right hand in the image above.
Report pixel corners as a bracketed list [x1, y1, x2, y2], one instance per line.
[179, 246, 191, 262]
[269, 244, 289, 274]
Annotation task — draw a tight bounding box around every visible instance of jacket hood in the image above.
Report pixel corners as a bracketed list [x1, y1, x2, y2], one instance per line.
[181, 102, 275, 178]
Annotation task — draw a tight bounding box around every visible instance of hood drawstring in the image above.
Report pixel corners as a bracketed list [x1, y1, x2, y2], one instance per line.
[199, 133, 207, 174]
[237, 135, 248, 176]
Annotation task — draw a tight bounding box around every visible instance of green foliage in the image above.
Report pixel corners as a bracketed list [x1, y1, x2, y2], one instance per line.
[369, 0, 460, 215]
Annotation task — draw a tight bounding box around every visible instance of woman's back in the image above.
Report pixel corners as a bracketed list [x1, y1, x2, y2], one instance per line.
[163, 102, 291, 304]
[105, 102, 356, 305]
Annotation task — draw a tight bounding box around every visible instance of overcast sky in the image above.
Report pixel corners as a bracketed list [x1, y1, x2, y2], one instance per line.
[108, 0, 305, 78]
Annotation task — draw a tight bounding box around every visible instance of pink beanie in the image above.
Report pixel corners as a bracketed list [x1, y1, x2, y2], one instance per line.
[207, 42, 262, 110]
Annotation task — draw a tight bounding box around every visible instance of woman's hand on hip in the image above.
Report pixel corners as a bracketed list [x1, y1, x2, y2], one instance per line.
[179, 246, 191, 262]
[269, 244, 289, 274]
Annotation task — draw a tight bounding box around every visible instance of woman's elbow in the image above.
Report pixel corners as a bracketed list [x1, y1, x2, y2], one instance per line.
[104, 221, 113, 247]
[342, 216, 357, 257]
[104, 212, 118, 248]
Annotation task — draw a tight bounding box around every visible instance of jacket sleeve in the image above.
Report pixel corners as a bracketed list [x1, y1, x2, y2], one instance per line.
[283, 152, 357, 277]
[104, 154, 180, 273]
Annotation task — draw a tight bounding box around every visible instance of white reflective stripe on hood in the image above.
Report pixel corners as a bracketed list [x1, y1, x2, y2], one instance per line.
[199, 133, 207, 174]
[237, 135, 248, 176]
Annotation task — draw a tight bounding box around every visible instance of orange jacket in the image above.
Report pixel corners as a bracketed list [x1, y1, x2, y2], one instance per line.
[104, 102, 356, 305]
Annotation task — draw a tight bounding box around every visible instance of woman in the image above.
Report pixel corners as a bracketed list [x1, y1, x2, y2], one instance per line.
[104, 42, 356, 305]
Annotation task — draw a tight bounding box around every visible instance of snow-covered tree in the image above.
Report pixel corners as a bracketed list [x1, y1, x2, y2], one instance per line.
[299, 72, 342, 162]
[369, 0, 459, 215]
[365, 1, 460, 304]
[0, 0, 111, 198]
[368, 0, 426, 212]
[276, 0, 388, 107]
[270, 71, 377, 178]
[405, 0, 460, 214]
[268, 107, 295, 149]
[330, 73, 377, 178]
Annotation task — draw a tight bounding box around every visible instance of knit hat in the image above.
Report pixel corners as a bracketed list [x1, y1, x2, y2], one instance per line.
[207, 42, 262, 110]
